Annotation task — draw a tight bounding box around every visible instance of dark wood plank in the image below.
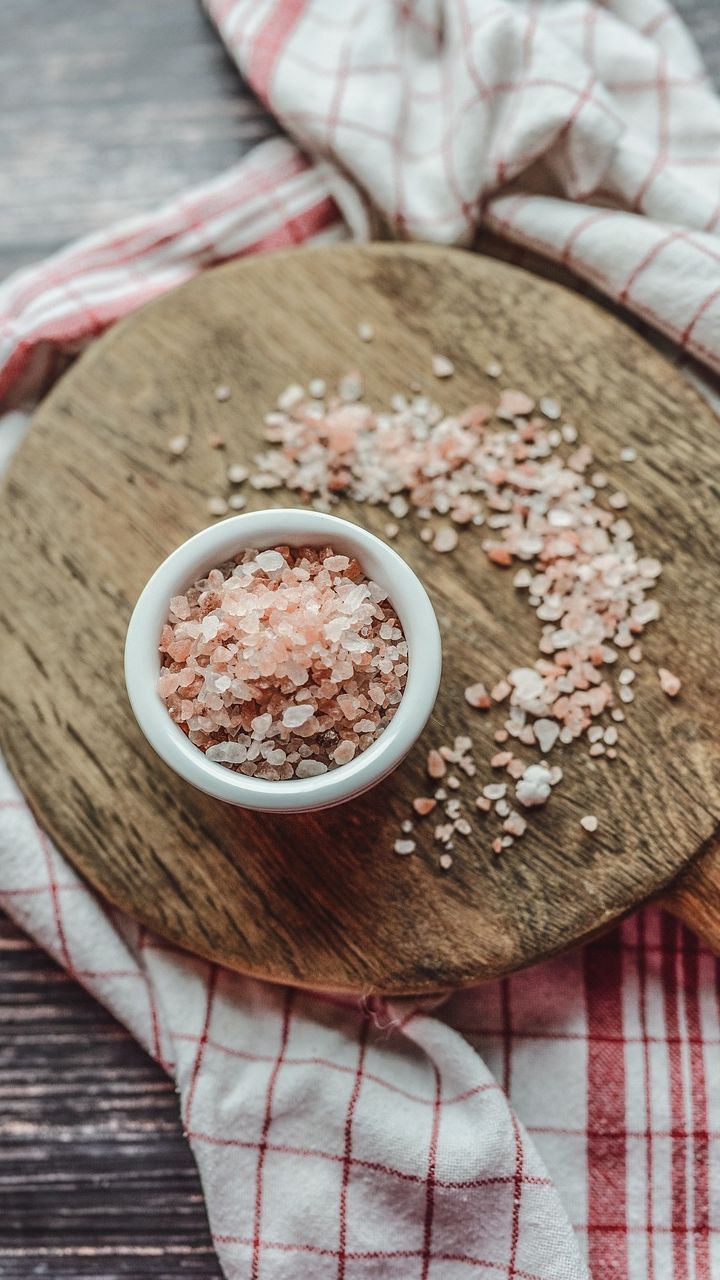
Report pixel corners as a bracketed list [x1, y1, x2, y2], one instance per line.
[0, 916, 220, 1277]
[0, 0, 275, 277]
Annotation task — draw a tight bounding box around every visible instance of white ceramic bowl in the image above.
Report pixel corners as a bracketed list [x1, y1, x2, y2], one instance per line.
[124, 509, 442, 812]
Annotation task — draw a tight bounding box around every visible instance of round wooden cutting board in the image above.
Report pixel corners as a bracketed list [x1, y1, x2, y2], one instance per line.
[1, 244, 719, 993]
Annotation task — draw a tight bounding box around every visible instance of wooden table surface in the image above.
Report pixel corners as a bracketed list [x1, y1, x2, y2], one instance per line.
[0, 2, 718, 1275]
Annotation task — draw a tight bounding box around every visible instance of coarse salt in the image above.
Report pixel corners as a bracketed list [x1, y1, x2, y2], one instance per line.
[157, 545, 407, 779]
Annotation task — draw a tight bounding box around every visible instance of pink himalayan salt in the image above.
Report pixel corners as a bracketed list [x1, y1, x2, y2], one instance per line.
[244, 373, 669, 857]
[157, 545, 408, 779]
[413, 797, 437, 816]
[498, 389, 535, 419]
[427, 749, 446, 779]
[465, 682, 492, 709]
[658, 667, 681, 697]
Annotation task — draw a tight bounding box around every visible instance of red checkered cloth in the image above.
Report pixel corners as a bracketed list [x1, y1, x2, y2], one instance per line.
[1, 2, 720, 1277]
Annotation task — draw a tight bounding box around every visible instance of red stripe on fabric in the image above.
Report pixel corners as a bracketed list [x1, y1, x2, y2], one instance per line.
[183, 965, 218, 1129]
[683, 931, 711, 1277]
[638, 913, 656, 1280]
[35, 822, 74, 974]
[337, 1018, 369, 1280]
[187, 1127, 553, 1192]
[248, 0, 308, 104]
[214, 1236, 548, 1279]
[421, 1065, 442, 1280]
[507, 1112, 524, 1280]
[681, 285, 720, 347]
[485, 201, 720, 372]
[584, 929, 629, 1280]
[172, 1030, 499, 1105]
[251, 989, 294, 1280]
[662, 913, 689, 1280]
[501, 977, 512, 1095]
[631, 51, 669, 213]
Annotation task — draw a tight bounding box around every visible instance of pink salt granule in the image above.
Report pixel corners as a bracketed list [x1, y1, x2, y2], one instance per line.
[157, 546, 408, 780]
[658, 667, 681, 697]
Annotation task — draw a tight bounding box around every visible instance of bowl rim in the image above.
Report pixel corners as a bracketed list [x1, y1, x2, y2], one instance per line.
[123, 508, 442, 812]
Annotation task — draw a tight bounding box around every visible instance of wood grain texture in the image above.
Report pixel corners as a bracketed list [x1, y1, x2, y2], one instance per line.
[0, 0, 275, 277]
[1, 243, 719, 994]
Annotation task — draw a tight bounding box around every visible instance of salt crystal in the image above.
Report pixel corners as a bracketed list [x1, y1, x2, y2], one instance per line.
[516, 764, 552, 808]
[282, 704, 314, 729]
[503, 811, 527, 838]
[169, 434, 189, 456]
[485, 360, 503, 378]
[620, 447, 637, 462]
[465, 682, 492, 709]
[609, 491, 628, 510]
[498, 389, 534, 418]
[215, 385, 231, 402]
[255, 550, 285, 572]
[392, 834, 415, 855]
[432, 354, 455, 378]
[384, 522, 399, 539]
[227, 463, 249, 484]
[483, 783, 506, 800]
[580, 815, 598, 833]
[207, 496, 228, 517]
[413, 797, 437, 816]
[229, 494, 247, 511]
[534, 718, 559, 754]
[296, 759, 328, 778]
[433, 527, 458, 553]
[439, 853, 453, 869]
[428, 749, 446, 779]
[358, 322, 374, 342]
[309, 378, 326, 398]
[539, 397, 561, 420]
[278, 383, 305, 411]
[658, 667, 681, 697]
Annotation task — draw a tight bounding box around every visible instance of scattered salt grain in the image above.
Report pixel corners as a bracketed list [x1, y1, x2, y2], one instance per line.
[433, 527, 458, 553]
[658, 667, 681, 697]
[620, 447, 637, 462]
[516, 764, 553, 808]
[227, 463, 249, 484]
[465, 682, 492, 709]
[485, 360, 503, 378]
[228, 494, 247, 510]
[215, 385, 231, 402]
[580, 815, 598, 833]
[539, 397, 561, 420]
[278, 383, 305, 411]
[413, 797, 437, 816]
[358, 322, 374, 342]
[207, 496, 228, 517]
[395, 839, 416, 856]
[427, 749, 446, 779]
[169, 434, 189, 456]
[432, 354, 455, 378]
